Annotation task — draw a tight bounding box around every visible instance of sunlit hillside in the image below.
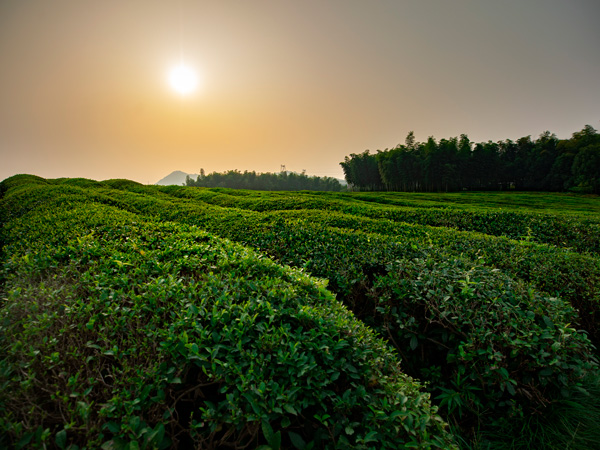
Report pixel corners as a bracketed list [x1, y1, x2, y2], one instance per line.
[1, 175, 599, 449]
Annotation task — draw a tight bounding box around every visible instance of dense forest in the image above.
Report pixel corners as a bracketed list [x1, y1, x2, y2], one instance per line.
[340, 125, 600, 193]
[186, 169, 343, 191]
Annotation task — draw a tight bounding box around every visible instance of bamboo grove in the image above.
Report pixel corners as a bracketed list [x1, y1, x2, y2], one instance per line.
[340, 125, 600, 193]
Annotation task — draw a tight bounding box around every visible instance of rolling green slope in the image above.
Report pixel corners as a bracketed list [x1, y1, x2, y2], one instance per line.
[0, 177, 455, 449]
[2, 175, 600, 449]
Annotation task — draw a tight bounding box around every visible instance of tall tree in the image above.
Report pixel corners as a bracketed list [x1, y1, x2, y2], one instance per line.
[341, 150, 384, 191]
[340, 124, 600, 193]
[572, 143, 600, 194]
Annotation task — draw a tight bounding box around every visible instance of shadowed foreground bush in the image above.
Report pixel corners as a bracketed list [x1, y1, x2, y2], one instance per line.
[373, 258, 598, 429]
[116, 194, 599, 440]
[4, 175, 599, 448]
[0, 188, 456, 449]
[60, 180, 599, 439]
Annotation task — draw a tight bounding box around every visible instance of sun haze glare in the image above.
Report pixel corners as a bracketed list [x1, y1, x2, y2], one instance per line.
[168, 63, 198, 95]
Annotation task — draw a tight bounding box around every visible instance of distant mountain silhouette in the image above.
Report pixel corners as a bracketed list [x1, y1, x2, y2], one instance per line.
[155, 171, 199, 186]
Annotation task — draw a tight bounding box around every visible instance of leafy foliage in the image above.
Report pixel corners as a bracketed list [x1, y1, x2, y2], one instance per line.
[127, 185, 600, 345]
[160, 184, 600, 255]
[186, 169, 343, 191]
[0, 179, 454, 449]
[340, 125, 600, 193]
[89, 182, 600, 441]
[374, 258, 596, 425]
[2, 174, 600, 448]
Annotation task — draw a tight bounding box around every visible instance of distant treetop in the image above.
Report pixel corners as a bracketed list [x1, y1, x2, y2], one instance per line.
[340, 125, 600, 193]
[186, 169, 343, 191]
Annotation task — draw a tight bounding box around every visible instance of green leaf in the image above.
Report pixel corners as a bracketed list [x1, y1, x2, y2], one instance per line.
[288, 432, 306, 450]
[145, 423, 165, 447]
[283, 404, 297, 415]
[409, 335, 418, 350]
[102, 438, 128, 450]
[15, 433, 33, 450]
[262, 420, 281, 450]
[262, 420, 274, 445]
[55, 429, 67, 449]
[105, 422, 121, 434]
[363, 430, 378, 443]
[506, 381, 516, 396]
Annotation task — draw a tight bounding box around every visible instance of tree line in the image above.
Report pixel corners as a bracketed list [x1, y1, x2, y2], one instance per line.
[186, 169, 343, 191]
[340, 125, 600, 193]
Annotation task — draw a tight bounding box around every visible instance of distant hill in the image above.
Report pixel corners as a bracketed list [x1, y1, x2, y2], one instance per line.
[155, 171, 199, 186]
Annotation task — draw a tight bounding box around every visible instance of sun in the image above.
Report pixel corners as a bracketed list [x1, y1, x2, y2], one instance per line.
[168, 63, 198, 95]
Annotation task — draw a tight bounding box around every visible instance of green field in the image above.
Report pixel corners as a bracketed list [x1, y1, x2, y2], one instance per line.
[342, 191, 600, 216]
[1, 175, 600, 449]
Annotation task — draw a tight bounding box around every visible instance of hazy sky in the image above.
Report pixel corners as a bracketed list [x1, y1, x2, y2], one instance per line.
[1, 0, 599, 183]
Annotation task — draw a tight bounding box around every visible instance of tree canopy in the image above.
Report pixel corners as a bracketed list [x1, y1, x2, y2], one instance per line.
[186, 169, 343, 191]
[340, 125, 600, 193]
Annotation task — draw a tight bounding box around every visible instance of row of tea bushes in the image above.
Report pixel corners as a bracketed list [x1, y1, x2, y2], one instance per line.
[0, 179, 456, 449]
[7, 176, 598, 255]
[102, 185, 600, 349]
[161, 186, 600, 255]
[343, 191, 600, 214]
[93, 184, 600, 435]
[373, 257, 595, 424]
[5, 176, 599, 445]
[259, 209, 600, 347]
[189, 217, 599, 423]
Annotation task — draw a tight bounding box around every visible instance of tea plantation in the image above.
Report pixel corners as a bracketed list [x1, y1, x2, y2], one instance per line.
[1, 175, 599, 449]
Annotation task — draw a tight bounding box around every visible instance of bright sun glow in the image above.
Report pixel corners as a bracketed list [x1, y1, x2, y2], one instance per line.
[168, 63, 198, 95]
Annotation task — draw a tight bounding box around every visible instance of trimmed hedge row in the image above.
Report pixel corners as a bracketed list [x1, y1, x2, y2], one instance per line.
[0, 181, 456, 449]
[101, 185, 600, 348]
[162, 186, 600, 255]
[374, 257, 596, 426]
[258, 209, 600, 347]
[87, 184, 600, 432]
[4, 176, 599, 444]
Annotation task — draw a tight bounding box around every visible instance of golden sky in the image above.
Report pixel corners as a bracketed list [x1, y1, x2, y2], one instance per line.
[1, 0, 599, 183]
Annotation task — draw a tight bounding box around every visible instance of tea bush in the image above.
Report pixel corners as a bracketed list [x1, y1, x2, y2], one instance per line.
[3, 176, 599, 448]
[258, 209, 600, 346]
[102, 185, 600, 348]
[0, 183, 455, 449]
[162, 186, 600, 254]
[373, 257, 597, 427]
[99, 188, 599, 433]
